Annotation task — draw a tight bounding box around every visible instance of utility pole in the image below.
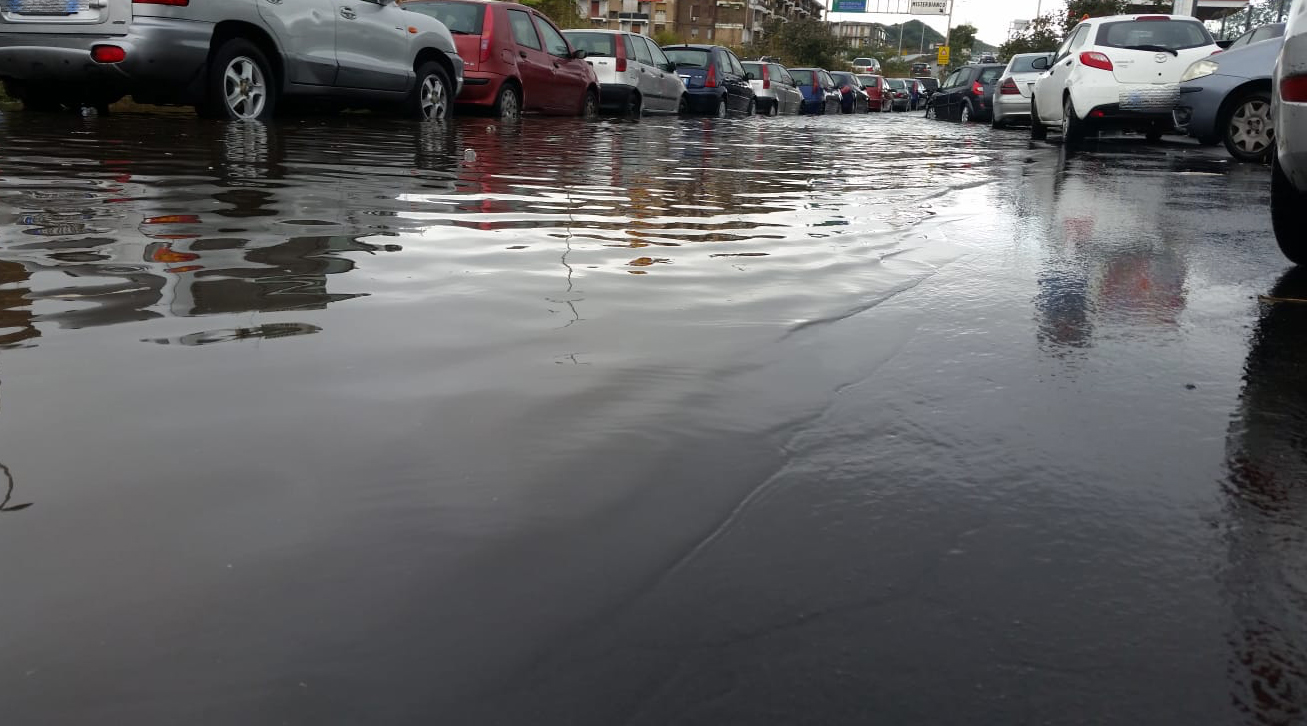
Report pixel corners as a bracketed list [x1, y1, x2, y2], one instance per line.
[944, 0, 953, 67]
[898, 21, 905, 57]
[919, 21, 926, 54]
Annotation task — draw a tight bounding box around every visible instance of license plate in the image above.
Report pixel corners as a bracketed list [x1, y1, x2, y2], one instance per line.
[679, 75, 691, 82]
[12, 0, 89, 14]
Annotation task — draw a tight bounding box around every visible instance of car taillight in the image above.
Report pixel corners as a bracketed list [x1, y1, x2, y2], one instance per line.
[479, 5, 494, 64]
[132, 0, 189, 5]
[971, 81, 983, 96]
[616, 56, 626, 73]
[999, 78, 1020, 95]
[762, 64, 770, 90]
[1079, 51, 1114, 71]
[1282, 74, 1307, 102]
[705, 63, 717, 88]
[91, 45, 126, 63]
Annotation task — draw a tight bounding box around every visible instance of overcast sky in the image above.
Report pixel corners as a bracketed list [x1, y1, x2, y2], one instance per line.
[825, 0, 1059, 49]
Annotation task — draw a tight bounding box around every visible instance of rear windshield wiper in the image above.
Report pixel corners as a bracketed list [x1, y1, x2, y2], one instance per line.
[1123, 44, 1179, 56]
[449, 29, 473, 35]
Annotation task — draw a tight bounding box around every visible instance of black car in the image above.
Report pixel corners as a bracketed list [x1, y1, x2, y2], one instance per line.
[662, 44, 757, 116]
[925, 64, 1005, 123]
[917, 76, 940, 103]
[829, 71, 870, 113]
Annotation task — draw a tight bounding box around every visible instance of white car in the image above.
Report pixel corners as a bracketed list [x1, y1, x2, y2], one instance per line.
[741, 60, 803, 115]
[1029, 14, 1220, 144]
[1272, 0, 1307, 262]
[992, 52, 1053, 128]
[851, 57, 882, 74]
[561, 30, 686, 116]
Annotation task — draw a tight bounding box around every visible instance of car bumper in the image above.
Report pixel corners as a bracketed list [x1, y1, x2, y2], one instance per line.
[1277, 97, 1307, 192]
[1174, 73, 1245, 140]
[1072, 82, 1180, 120]
[455, 70, 507, 106]
[993, 93, 1032, 120]
[0, 16, 212, 102]
[682, 87, 722, 113]
[599, 82, 636, 109]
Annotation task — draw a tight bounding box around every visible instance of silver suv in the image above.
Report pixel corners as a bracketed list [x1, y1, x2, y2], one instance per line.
[0, 0, 463, 121]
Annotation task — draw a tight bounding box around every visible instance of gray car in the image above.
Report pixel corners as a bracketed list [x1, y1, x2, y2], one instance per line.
[1175, 23, 1285, 162]
[0, 0, 463, 121]
[1272, 1, 1307, 263]
[991, 52, 1052, 128]
[742, 61, 803, 116]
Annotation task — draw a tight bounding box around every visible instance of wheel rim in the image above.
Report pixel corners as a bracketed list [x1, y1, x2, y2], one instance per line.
[1062, 102, 1072, 136]
[679, 97, 687, 114]
[961, 106, 970, 122]
[629, 95, 641, 117]
[223, 56, 267, 120]
[500, 87, 519, 119]
[585, 94, 598, 118]
[718, 99, 727, 118]
[1229, 99, 1273, 154]
[420, 74, 448, 121]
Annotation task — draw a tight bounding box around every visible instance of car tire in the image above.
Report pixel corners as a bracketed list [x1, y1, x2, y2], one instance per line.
[716, 97, 728, 118]
[581, 89, 600, 120]
[1273, 155, 1307, 264]
[1062, 95, 1085, 145]
[1222, 89, 1274, 163]
[493, 81, 521, 120]
[991, 114, 1005, 129]
[201, 38, 277, 121]
[625, 91, 642, 119]
[1031, 98, 1048, 140]
[408, 62, 452, 121]
[678, 95, 689, 115]
[1146, 124, 1165, 143]
[961, 100, 974, 123]
[767, 101, 778, 116]
[925, 103, 935, 119]
[745, 99, 755, 116]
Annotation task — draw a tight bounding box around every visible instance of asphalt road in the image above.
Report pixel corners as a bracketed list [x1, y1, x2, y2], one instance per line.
[0, 109, 1301, 725]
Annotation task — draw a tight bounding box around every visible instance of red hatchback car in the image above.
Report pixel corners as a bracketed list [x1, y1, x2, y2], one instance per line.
[403, 0, 600, 118]
[856, 74, 892, 112]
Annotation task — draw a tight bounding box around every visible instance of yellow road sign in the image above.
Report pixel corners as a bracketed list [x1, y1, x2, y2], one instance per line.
[937, 46, 950, 66]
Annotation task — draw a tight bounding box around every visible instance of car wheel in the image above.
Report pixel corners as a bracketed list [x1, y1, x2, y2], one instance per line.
[202, 38, 276, 121]
[581, 89, 600, 120]
[1145, 124, 1165, 143]
[626, 91, 643, 119]
[1031, 98, 1048, 140]
[745, 99, 755, 116]
[1062, 95, 1085, 145]
[409, 62, 452, 121]
[925, 103, 935, 119]
[493, 82, 521, 120]
[960, 100, 973, 123]
[1223, 89, 1274, 163]
[1273, 155, 1307, 263]
[716, 97, 728, 118]
[767, 101, 778, 116]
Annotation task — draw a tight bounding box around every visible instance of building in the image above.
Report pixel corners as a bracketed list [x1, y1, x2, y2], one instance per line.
[672, 0, 823, 46]
[829, 21, 890, 49]
[579, 0, 659, 35]
[1126, 0, 1249, 19]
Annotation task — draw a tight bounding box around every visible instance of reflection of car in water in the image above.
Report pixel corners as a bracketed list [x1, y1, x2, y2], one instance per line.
[1223, 267, 1307, 724]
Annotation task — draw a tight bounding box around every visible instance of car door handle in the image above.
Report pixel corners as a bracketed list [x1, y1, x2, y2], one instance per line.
[519, 50, 528, 59]
[340, 6, 355, 19]
[1063, 60, 1072, 66]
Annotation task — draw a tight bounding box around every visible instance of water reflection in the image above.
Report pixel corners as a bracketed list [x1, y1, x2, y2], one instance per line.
[1224, 268, 1307, 724]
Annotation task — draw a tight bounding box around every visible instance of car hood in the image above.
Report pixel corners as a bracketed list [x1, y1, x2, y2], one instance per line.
[1206, 35, 1284, 80]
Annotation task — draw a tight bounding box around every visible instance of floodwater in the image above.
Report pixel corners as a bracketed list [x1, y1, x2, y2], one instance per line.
[0, 110, 1302, 724]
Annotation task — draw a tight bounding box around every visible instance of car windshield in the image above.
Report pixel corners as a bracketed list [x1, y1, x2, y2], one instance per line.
[403, 1, 484, 35]
[562, 32, 616, 57]
[830, 72, 857, 86]
[1009, 55, 1048, 73]
[856, 74, 878, 85]
[886, 79, 906, 89]
[788, 69, 816, 85]
[664, 48, 711, 68]
[1096, 19, 1214, 51]
[852, 58, 874, 65]
[978, 67, 1003, 84]
[919, 78, 939, 90]
[741, 62, 763, 76]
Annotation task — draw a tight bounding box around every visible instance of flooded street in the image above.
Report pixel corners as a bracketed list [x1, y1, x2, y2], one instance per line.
[0, 110, 1302, 724]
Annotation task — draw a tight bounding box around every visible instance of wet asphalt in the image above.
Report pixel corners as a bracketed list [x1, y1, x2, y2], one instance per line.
[0, 108, 1301, 725]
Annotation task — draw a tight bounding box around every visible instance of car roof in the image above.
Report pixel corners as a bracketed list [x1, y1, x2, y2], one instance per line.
[562, 29, 638, 35]
[664, 44, 722, 50]
[1009, 51, 1052, 58]
[1077, 13, 1201, 24]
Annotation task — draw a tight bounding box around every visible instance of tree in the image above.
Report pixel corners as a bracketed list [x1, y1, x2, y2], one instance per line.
[520, 0, 586, 29]
[947, 23, 978, 57]
[747, 18, 847, 67]
[999, 14, 1061, 59]
[1214, 0, 1288, 38]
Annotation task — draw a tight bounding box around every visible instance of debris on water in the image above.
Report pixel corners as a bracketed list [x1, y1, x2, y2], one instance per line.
[1185, 383, 1197, 390]
[629, 257, 670, 267]
[464, 148, 477, 162]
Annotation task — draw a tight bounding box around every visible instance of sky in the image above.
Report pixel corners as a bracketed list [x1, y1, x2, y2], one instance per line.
[825, 0, 1059, 48]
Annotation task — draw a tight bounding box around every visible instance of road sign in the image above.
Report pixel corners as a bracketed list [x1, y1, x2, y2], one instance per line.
[909, 0, 949, 14]
[937, 46, 950, 65]
[832, 0, 867, 10]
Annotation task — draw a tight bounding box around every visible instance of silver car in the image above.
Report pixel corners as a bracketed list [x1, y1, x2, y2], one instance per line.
[741, 61, 802, 116]
[0, 0, 462, 121]
[1272, 0, 1307, 263]
[991, 52, 1052, 128]
[562, 30, 684, 116]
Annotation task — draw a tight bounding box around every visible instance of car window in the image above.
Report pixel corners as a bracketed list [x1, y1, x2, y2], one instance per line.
[622, 34, 636, 60]
[789, 69, 815, 85]
[1009, 55, 1047, 73]
[1229, 28, 1255, 48]
[533, 16, 570, 57]
[777, 67, 796, 86]
[664, 48, 711, 67]
[853, 57, 874, 65]
[1096, 19, 1214, 51]
[403, 1, 484, 34]
[507, 9, 542, 50]
[830, 72, 854, 86]
[563, 32, 615, 57]
[978, 67, 1002, 84]
[942, 70, 961, 87]
[1069, 25, 1091, 51]
[631, 34, 653, 64]
[742, 61, 762, 78]
[770, 64, 788, 84]
[1053, 24, 1081, 61]
[1250, 24, 1285, 43]
[819, 71, 834, 88]
[646, 38, 670, 67]
[727, 51, 746, 76]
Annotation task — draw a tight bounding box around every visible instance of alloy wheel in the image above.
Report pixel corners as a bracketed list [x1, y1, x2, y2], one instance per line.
[500, 87, 520, 119]
[223, 56, 267, 120]
[419, 74, 448, 121]
[1229, 98, 1273, 155]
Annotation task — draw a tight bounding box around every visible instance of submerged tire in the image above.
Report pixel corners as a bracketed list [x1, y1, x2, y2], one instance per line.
[1273, 155, 1307, 264]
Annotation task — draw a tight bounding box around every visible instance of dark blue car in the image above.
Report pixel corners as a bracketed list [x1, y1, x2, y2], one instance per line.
[662, 44, 757, 117]
[787, 68, 840, 115]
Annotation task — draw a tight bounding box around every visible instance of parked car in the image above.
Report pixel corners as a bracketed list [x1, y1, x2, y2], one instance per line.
[1271, 4, 1307, 262]
[1226, 21, 1288, 51]
[926, 64, 1005, 122]
[562, 30, 685, 116]
[852, 57, 882, 74]
[663, 44, 756, 116]
[406, 0, 598, 119]
[742, 60, 803, 115]
[902, 78, 925, 110]
[979, 53, 998, 64]
[912, 62, 932, 77]
[917, 76, 940, 105]
[0, 0, 464, 121]
[1030, 13, 1220, 145]
[857, 74, 893, 111]
[885, 78, 913, 111]
[788, 68, 841, 114]
[830, 71, 871, 113]
[992, 52, 1054, 127]
[1174, 23, 1284, 161]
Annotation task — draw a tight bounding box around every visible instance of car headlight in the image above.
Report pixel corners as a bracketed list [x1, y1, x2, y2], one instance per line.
[1181, 59, 1219, 83]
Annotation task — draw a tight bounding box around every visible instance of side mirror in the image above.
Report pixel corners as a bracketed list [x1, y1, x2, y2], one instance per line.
[1031, 56, 1049, 70]
[572, 49, 587, 60]
[1216, 39, 1234, 49]
[744, 72, 754, 81]
[665, 62, 676, 73]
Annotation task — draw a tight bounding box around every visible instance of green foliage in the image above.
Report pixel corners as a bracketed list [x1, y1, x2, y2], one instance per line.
[1214, 0, 1289, 38]
[882, 19, 945, 53]
[520, 0, 587, 29]
[999, 14, 1061, 59]
[653, 29, 681, 47]
[746, 18, 848, 68]
[947, 23, 978, 57]
[1061, 0, 1127, 34]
